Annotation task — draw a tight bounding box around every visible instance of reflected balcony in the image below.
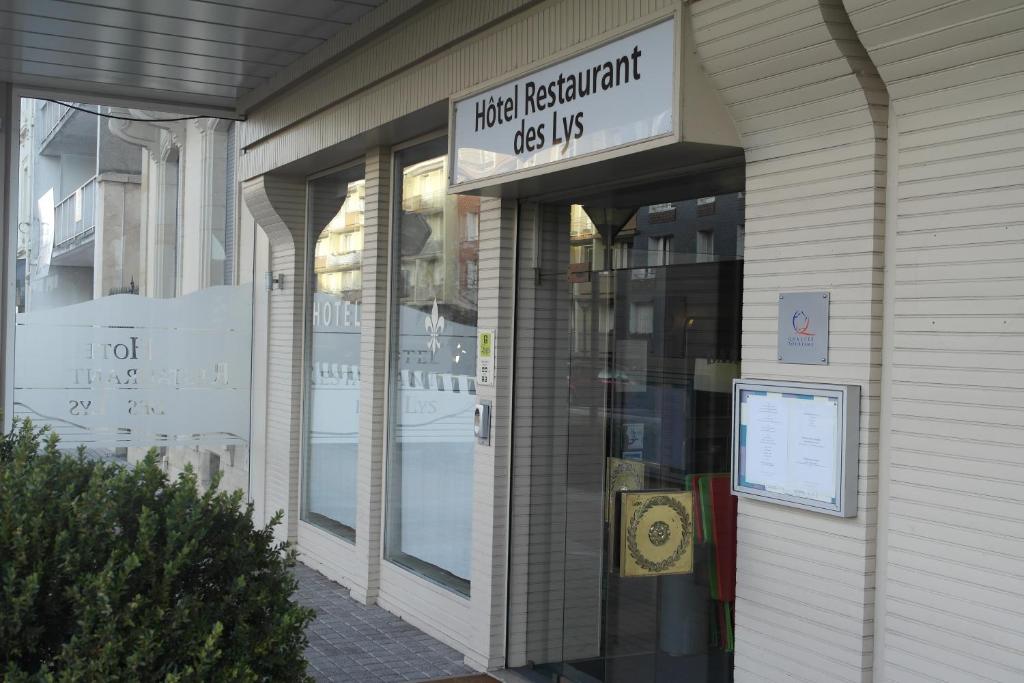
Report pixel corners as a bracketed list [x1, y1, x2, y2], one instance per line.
[51, 175, 97, 265]
[325, 251, 361, 270]
[38, 100, 98, 158]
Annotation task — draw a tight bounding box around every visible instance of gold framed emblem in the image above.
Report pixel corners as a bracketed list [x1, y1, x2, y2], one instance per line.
[619, 490, 694, 577]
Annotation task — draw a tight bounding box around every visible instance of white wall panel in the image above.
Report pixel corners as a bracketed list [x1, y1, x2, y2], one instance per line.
[844, 1, 1024, 679]
[351, 148, 391, 604]
[691, 1, 886, 681]
[241, 175, 307, 545]
[297, 521, 359, 587]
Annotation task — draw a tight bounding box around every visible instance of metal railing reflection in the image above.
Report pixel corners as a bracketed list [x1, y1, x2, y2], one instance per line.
[38, 100, 73, 146]
[54, 175, 97, 247]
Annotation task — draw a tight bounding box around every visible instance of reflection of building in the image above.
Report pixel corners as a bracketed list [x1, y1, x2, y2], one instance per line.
[398, 156, 479, 311]
[567, 197, 744, 354]
[567, 195, 745, 277]
[314, 180, 365, 296]
[15, 98, 241, 492]
[456, 194, 480, 304]
[17, 101, 141, 310]
[17, 100, 236, 312]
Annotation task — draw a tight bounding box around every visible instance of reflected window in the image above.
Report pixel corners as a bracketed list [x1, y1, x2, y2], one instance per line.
[696, 229, 714, 263]
[303, 166, 366, 540]
[385, 138, 479, 595]
[649, 235, 672, 267]
[158, 145, 181, 298]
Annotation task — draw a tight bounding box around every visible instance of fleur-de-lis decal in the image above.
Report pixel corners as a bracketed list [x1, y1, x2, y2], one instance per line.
[425, 298, 445, 356]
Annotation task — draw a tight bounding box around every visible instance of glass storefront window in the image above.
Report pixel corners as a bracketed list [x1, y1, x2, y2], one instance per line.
[385, 138, 479, 595]
[302, 166, 366, 540]
[11, 98, 252, 494]
[515, 188, 745, 683]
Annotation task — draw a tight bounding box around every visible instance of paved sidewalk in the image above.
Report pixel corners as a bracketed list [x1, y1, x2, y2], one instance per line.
[294, 562, 477, 682]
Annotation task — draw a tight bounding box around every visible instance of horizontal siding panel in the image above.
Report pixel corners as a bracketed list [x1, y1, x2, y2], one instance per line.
[886, 583, 1024, 634]
[895, 72, 1024, 114]
[890, 396, 1024, 427]
[899, 130, 1024, 168]
[891, 380, 1024, 407]
[711, 40, 848, 90]
[887, 505, 1024, 557]
[887, 477, 1024, 521]
[854, 0, 1023, 49]
[881, 31, 1024, 83]
[883, 622, 1023, 682]
[848, 6, 1024, 677]
[869, 9, 1024, 69]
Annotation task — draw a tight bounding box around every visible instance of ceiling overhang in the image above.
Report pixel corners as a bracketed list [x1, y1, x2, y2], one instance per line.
[0, 0, 421, 118]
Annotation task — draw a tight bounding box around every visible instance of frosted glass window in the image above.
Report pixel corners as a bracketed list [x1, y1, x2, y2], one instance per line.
[302, 167, 365, 540]
[11, 98, 252, 495]
[385, 138, 478, 595]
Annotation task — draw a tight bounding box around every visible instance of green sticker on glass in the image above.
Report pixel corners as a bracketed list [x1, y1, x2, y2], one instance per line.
[477, 329, 495, 385]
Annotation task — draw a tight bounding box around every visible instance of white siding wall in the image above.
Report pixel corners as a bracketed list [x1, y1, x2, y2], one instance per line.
[297, 522, 359, 588]
[243, 200, 271, 528]
[845, 2, 1024, 681]
[241, 175, 307, 545]
[236, 0, 1023, 678]
[691, 2, 886, 681]
[244, 151, 393, 601]
[353, 148, 391, 604]
[470, 197, 518, 667]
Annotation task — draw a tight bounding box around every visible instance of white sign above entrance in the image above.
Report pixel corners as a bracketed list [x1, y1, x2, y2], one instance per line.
[450, 18, 676, 187]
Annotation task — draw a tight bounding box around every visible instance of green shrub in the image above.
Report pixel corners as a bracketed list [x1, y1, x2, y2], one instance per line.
[0, 419, 315, 682]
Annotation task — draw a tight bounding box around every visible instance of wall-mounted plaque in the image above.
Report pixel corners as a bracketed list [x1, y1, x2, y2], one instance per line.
[619, 490, 694, 577]
[732, 379, 860, 517]
[777, 291, 829, 365]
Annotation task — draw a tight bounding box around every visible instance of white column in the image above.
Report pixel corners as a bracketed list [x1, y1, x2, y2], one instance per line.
[241, 174, 306, 544]
[691, 2, 887, 681]
[351, 147, 390, 604]
[1, 83, 14, 428]
[189, 119, 230, 290]
[467, 196, 518, 670]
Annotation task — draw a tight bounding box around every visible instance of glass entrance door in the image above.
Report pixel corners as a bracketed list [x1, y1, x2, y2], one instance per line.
[540, 192, 744, 683]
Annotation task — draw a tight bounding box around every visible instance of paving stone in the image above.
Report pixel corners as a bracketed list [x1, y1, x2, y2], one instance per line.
[294, 563, 475, 683]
